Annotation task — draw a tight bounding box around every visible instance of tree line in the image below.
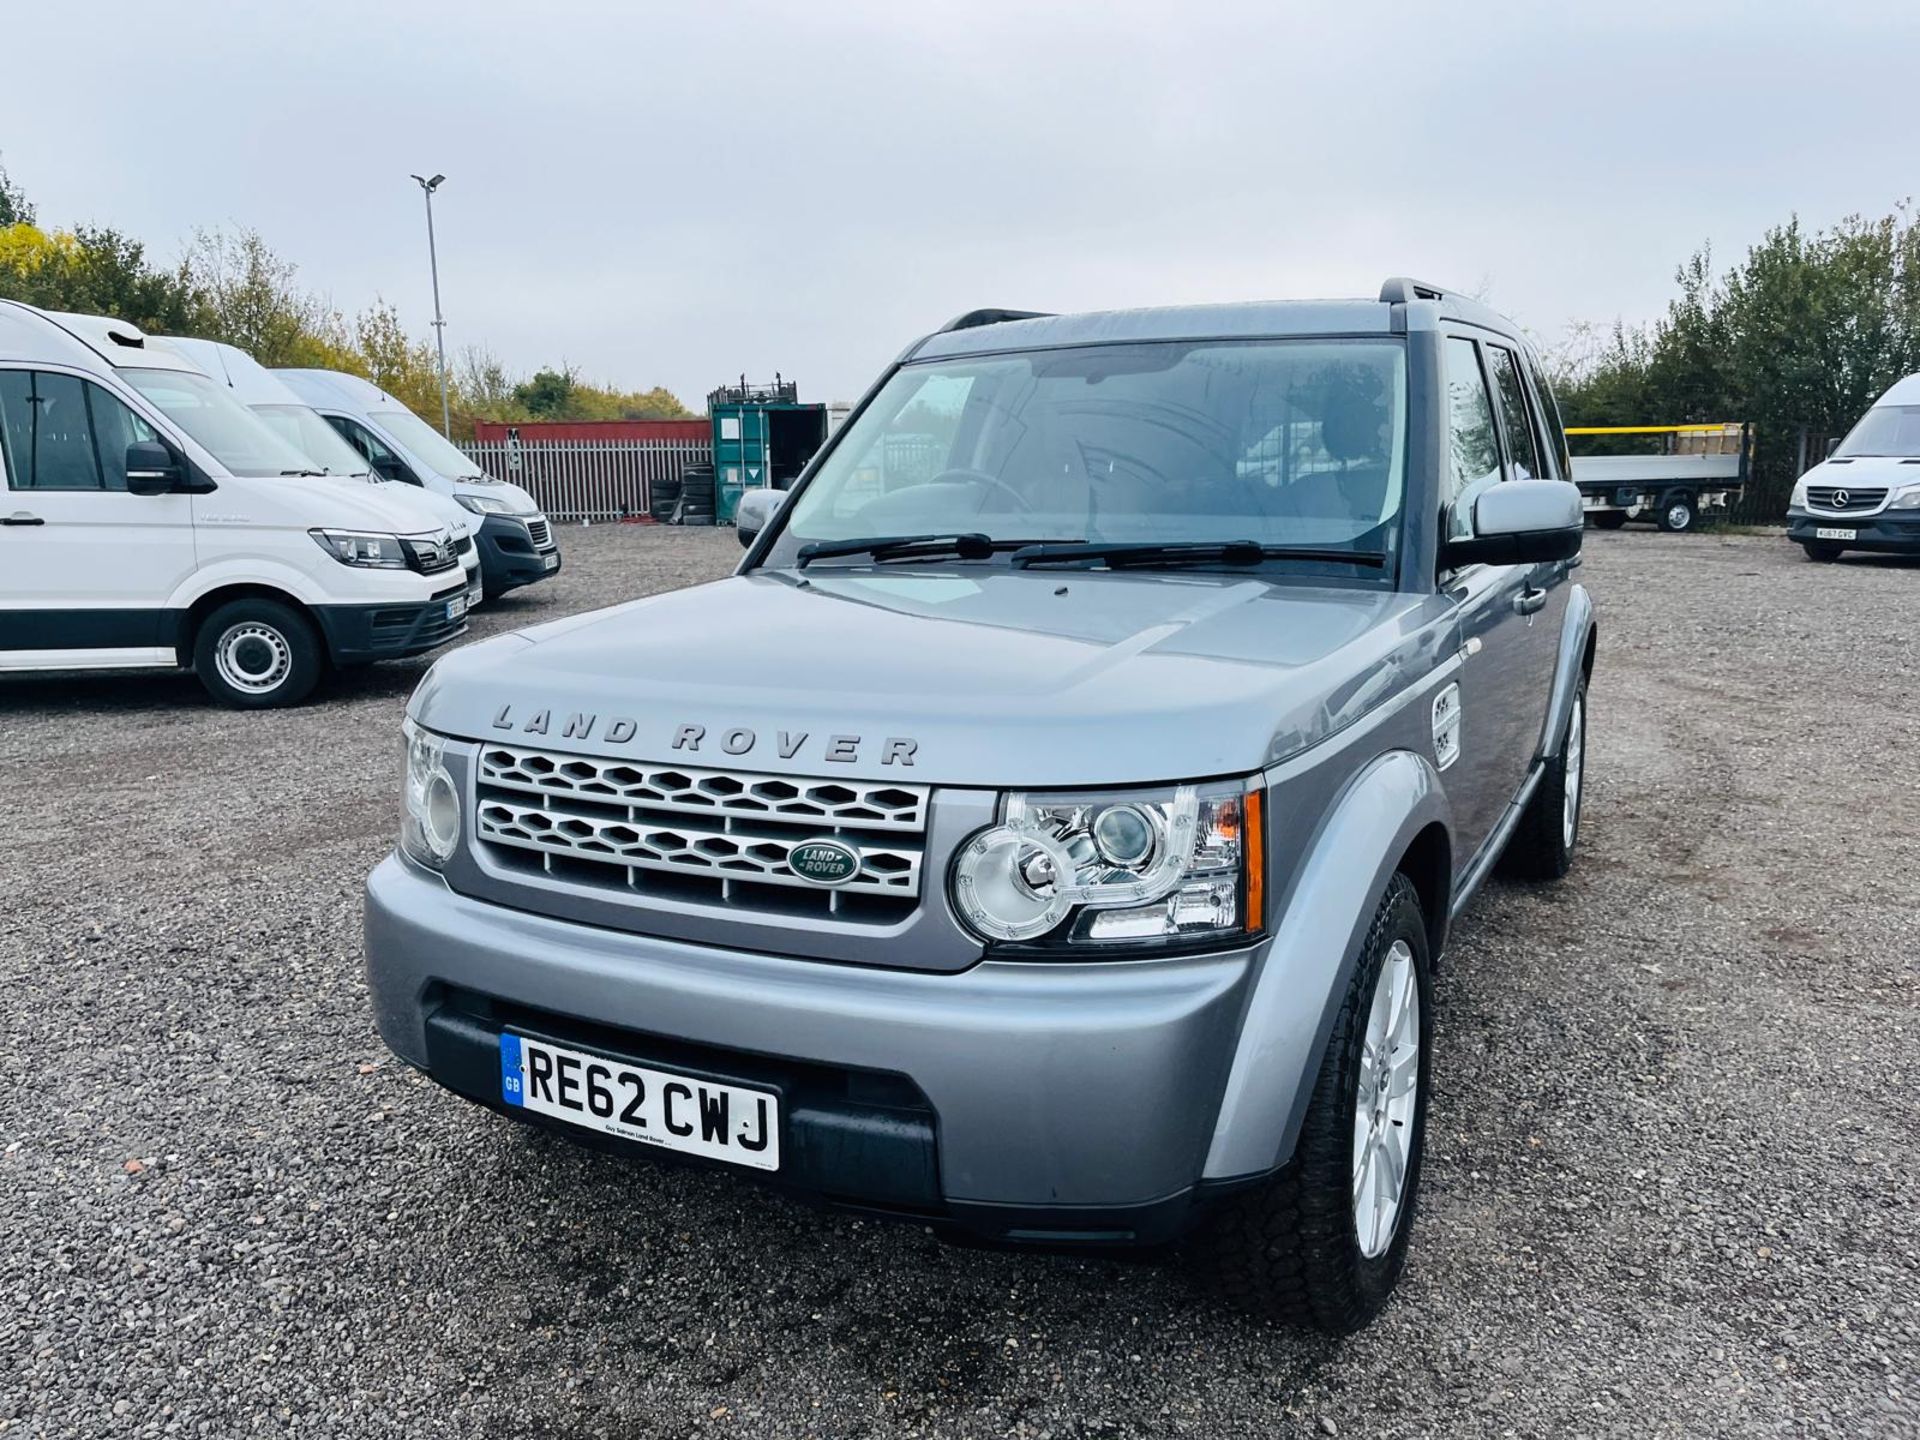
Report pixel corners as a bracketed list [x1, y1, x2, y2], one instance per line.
[0, 163, 691, 435]
[1547, 203, 1920, 518]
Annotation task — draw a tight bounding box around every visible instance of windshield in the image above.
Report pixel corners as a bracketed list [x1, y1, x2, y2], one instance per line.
[770, 339, 1407, 577]
[122, 368, 321, 478]
[370, 406, 484, 478]
[252, 404, 372, 477]
[1833, 403, 1920, 458]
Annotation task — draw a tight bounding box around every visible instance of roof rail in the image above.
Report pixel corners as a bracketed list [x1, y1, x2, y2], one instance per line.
[1378, 276, 1517, 336]
[937, 308, 1053, 334]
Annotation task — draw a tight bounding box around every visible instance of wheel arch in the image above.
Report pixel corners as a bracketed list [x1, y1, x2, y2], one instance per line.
[1536, 581, 1596, 763]
[1203, 748, 1452, 1182]
[173, 584, 326, 666]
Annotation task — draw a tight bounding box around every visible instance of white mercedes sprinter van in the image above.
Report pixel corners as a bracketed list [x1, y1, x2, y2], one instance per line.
[0, 303, 471, 708]
[275, 369, 561, 599]
[160, 336, 482, 611]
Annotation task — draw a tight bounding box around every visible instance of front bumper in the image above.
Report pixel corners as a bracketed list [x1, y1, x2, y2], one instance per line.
[364, 854, 1264, 1245]
[477, 514, 562, 594]
[1787, 507, 1920, 554]
[313, 586, 470, 664]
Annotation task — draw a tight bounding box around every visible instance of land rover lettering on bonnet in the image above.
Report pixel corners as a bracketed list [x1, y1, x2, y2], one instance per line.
[366, 278, 1597, 1333]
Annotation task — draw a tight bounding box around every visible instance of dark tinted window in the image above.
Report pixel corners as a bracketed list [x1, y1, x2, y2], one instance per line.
[1443, 338, 1501, 540]
[1486, 346, 1542, 480]
[0, 371, 105, 489]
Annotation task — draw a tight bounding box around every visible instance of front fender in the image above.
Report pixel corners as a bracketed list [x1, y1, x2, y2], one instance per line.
[1202, 747, 1450, 1180]
[1537, 581, 1596, 761]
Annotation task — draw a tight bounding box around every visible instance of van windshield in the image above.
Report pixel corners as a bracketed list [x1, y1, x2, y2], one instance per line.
[122, 369, 319, 478]
[1832, 404, 1920, 458]
[252, 404, 372, 477]
[370, 406, 484, 478]
[770, 339, 1408, 578]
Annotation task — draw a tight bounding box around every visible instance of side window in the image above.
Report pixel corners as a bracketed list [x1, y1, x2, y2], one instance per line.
[1443, 338, 1502, 541]
[0, 370, 30, 490]
[1486, 347, 1543, 481]
[5, 371, 106, 490]
[328, 415, 416, 484]
[86, 382, 160, 492]
[1531, 364, 1572, 479]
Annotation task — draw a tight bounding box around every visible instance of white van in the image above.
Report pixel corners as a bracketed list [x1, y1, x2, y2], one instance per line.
[160, 336, 483, 612]
[276, 369, 561, 598]
[0, 302, 472, 708]
[1786, 372, 1920, 561]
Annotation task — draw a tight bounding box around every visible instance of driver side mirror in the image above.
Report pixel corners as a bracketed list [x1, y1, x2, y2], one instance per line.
[371, 454, 414, 484]
[736, 487, 787, 548]
[125, 440, 184, 496]
[1443, 479, 1583, 568]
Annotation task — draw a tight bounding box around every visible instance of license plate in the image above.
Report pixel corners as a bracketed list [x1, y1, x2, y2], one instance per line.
[499, 1033, 780, 1170]
[541, 553, 560, 571]
[446, 594, 468, 622]
[1814, 527, 1856, 541]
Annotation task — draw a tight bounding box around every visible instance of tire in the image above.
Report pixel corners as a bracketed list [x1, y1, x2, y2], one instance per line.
[1501, 679, 1587, 881]
[1801, 542, 1843, 562]
[673, 466, 716, 526]
[1656, 491, 1697, 532]
[1591, 511, 1629, 531]
[1199, 872, 1432, 1333]
[192, 598, 324, 709]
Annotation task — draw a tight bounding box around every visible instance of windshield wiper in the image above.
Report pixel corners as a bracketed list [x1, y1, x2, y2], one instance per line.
[1009, 540, 1389, 571]
[279, 468, 327, 478]
[795, 533, 1049, 568]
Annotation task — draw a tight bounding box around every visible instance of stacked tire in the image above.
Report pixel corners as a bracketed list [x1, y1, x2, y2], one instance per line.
[648, 471, 682, 522]
[671, 464, 716, 526]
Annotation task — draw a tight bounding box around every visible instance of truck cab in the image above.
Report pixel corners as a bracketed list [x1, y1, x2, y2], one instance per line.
[0, 302, 470, 707]
[363, 279, 1597, 1332]
[275, 368, 561, 598]
[1787, 373, 1920, 560]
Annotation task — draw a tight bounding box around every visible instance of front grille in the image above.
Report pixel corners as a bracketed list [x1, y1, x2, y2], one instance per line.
[526, 517, 553, 550]
[453, 532, 476, 556]
[1806, 486, 1886, 513]
[402, 535, 460, 574]
[473, 746, 929, 922]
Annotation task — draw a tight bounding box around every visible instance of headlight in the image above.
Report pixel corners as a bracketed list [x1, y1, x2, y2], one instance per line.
[1890, 485, 1920, 510]
[951, 779, 1263, 948]
[1789, 478, 1809, 509]
[310, 528, 408, 568]
[456, 493, 516, 515]
[400, 720, 461, 867]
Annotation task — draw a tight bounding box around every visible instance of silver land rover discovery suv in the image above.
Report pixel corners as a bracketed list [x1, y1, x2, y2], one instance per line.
[365, 278, 1597, 1332]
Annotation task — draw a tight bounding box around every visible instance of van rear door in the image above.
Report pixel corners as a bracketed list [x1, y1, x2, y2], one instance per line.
[0, 367, 197, 666]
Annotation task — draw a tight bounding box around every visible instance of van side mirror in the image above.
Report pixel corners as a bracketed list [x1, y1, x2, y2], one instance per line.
[125, 440, 184, 496]
[1826, 436, 1841, 458]
[1443, 479, 1583, 568]
[736, 487, 787, 549]
[371, 454, 415, 484]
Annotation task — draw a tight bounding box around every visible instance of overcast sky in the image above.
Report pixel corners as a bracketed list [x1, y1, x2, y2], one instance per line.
[5, 1, 1916, 408]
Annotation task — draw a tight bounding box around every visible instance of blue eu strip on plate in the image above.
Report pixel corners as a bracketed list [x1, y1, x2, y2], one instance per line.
[499, 1032, 525, 1107]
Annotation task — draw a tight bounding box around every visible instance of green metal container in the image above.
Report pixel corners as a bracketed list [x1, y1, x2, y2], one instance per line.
[707, 377, 828, 524]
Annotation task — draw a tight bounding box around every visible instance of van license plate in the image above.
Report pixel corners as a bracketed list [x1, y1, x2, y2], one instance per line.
[446, 595, 468, 622]
[499, 1033, 780, 1171]
[1814, 527, 1855, 541]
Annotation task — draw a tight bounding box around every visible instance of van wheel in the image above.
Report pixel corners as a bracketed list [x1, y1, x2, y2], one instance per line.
[1801, 542, 1843, 562]
[1656, 492, 1697, 532]
[193, 599, 324, 709]
[1502, 680, 1587, 881]
[1198, 872, 1431, 1333]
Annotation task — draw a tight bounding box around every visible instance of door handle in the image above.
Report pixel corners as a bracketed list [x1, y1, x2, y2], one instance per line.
[2, 512, 44, 527]
[1514, 585, 1548, 616]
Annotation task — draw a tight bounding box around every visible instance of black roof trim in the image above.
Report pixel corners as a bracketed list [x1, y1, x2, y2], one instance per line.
[937, 308, 1054, 334]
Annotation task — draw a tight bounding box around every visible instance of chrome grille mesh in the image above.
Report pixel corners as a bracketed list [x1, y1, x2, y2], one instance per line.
[527, 517, 553, 549]
[473, 745, 930, 916]
[1806, 486, 1886, 514]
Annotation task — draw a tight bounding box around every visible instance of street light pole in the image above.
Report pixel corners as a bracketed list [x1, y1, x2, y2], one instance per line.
[410, 172, 452, 437]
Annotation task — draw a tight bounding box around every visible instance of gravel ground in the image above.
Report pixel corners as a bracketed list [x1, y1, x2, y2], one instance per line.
[2, 524, 1915, 1439]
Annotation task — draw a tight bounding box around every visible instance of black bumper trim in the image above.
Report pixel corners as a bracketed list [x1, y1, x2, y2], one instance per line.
[477, 515, 562, 594]
[1787, 509, 1920, 554]
[312, 590, 468, 664]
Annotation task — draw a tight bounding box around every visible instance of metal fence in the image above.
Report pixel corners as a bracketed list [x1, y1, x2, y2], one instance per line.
[459, 437, 712, 521]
